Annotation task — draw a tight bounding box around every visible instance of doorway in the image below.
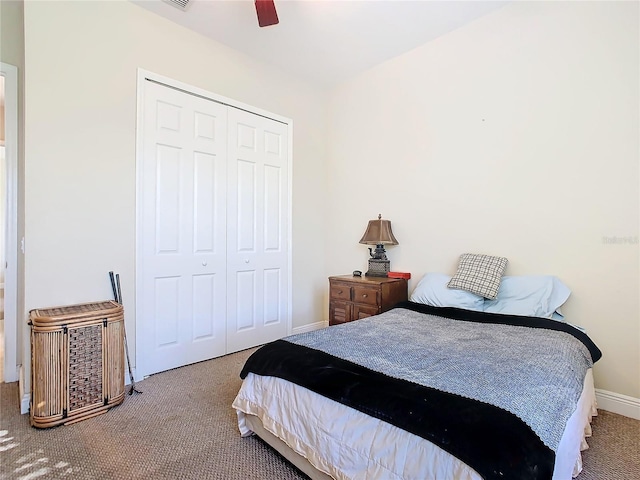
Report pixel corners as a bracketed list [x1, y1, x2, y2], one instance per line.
[1, 62, 19, 383]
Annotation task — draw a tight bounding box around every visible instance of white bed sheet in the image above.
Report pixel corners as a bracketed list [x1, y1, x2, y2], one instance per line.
[233, 369, 596, 480]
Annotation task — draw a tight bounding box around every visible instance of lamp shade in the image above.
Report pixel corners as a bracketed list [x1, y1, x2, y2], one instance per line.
[359, 214, 399, 245]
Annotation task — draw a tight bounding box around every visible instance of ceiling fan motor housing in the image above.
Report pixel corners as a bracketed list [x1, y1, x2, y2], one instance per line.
[255, 0, 279, 27]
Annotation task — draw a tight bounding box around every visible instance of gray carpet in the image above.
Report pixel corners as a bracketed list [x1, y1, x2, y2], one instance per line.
[1, 348, 638, 479]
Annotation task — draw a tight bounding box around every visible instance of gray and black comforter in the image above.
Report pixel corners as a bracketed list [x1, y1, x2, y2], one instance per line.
[240, 301, 601, 480]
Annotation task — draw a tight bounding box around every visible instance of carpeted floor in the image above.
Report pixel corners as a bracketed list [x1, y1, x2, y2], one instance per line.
[1, 348, 638, 479]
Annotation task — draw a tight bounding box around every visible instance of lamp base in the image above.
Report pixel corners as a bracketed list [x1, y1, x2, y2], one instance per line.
[365, 258, 390, 277]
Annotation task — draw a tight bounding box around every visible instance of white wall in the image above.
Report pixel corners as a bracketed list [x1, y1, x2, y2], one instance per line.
[327, 1, 639, 398]
[22, 1, 328, 393]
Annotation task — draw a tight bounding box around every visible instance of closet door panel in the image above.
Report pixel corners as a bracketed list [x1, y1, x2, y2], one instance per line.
[193, 151, 220, 254]
[263, 268, 281, 325]
[227, 109, 289, 352]
[192, 273, 217, 339]
[140, 82, 228, 376]
[235, 271, 257, 331]
[264, 164, 282, 251]
[236, 159, 257, 252]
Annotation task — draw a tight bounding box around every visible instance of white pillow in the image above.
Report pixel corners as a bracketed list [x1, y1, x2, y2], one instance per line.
[483, 276, 571, 320]
[411, 273, 484, 311]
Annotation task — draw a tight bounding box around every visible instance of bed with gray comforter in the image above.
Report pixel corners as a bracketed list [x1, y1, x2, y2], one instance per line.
[240, 301, 601, 480]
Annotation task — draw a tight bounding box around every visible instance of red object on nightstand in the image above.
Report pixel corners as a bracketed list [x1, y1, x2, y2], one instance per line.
[388, 272, 411, 279]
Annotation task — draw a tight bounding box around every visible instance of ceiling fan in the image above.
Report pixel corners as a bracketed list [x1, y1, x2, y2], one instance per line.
[255, 0, 279, 27]
[163, 0, 279, 28]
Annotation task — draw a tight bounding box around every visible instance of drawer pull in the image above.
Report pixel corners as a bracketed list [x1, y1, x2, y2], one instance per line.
[337, 290, 343, 294]
[362, 294, 367, 298]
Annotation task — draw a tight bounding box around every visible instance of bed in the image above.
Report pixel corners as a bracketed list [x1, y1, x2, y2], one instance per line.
[232, 271, 602, 480]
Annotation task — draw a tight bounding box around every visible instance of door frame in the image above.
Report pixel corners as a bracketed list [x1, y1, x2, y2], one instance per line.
[1, 62, 19, 383]
[134, 69, 293, 380]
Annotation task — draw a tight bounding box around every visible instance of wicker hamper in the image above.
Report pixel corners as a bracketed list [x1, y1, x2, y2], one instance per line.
[29, 301, 125, 428]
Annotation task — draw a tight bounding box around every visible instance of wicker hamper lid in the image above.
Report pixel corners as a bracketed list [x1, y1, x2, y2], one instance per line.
[30, 300, 123, 326]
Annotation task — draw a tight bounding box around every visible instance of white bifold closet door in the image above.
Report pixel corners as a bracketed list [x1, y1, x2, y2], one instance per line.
[226, 108, 289, 353]
[140, 81, 288, 377]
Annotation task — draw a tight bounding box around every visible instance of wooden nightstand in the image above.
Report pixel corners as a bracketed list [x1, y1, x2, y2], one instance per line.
[329, 275, 408, 326]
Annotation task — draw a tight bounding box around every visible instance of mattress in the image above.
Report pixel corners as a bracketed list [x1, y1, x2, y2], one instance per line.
[233, 369, 596, 480]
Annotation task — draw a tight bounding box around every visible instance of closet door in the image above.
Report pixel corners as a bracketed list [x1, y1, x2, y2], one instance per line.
[226, 108, 289, 352]
[140, 81, 228, 376]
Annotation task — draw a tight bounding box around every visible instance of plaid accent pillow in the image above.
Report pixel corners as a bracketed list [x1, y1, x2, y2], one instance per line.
[447, 253, 508, 300]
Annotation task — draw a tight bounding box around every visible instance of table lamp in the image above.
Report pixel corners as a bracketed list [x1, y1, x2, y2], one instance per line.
[359, 214, 398, 277]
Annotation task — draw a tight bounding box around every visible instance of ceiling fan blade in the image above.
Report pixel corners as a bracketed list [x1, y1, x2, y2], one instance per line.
[255, 0, 279, 27]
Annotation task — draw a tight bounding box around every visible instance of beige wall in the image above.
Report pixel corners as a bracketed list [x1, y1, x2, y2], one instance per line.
[1, 75, 5, 145]
[1, 0, 24, 68]
[327, 1, 639, 397]
[22, 1, 328, 392]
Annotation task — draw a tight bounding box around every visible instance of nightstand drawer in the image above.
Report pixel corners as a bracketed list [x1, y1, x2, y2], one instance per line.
[352, 286, 379, 306]
[353, 304, 380, 320]
[330, 283, 351, 301]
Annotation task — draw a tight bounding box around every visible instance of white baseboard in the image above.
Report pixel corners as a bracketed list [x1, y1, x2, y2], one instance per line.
[19, 364, 29, 414]
[125, 368, 137, 386]
[596, 389, 640, 420]
[20, 393, 29, 415]
[291, 320, 328, 335]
